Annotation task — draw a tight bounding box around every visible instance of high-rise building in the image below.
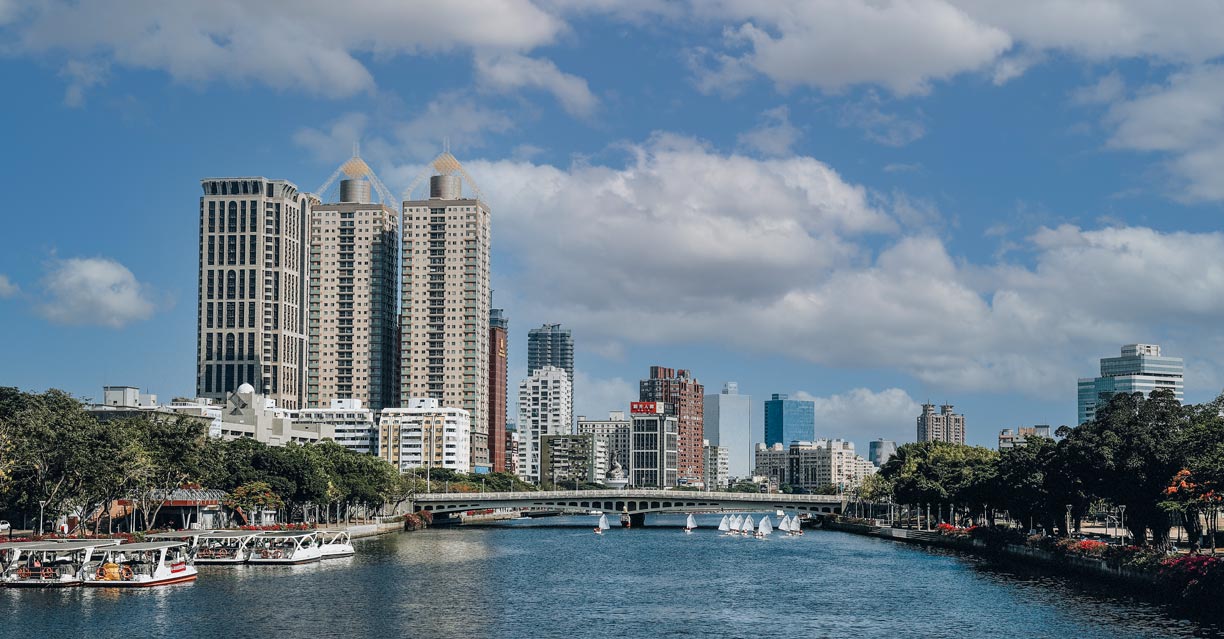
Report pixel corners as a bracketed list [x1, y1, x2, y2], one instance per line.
[541, 434, 608, 487]
[1077, 343, 1184, 425]
[505, 425, 520, 477]
[754, 439, 876, 492]
[528, 323, 573, 429]
[998, 425, 1052, 450]
[629, 401, 678, 488]
[516, 366, 573, 483]
[489, 308, 508, 472]
[197, 178, 315, 409]
[295, 399, 378, 455]
[379, 398, 472, 474]
[400, 153, 492, 471]
[763, 393, 815, 447]
[917, 403, 965, 444]
[307, 155, 399, 413]
[702, 440, 730, 490]
[577, 411, 632, 472]
[703, 382, 751, 478]
[868, 439, 897, 467]
[639, 366, 704, 485]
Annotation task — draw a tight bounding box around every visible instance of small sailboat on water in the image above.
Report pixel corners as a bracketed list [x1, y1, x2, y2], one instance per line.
[778, 515, 790, 534]
[718, 515, 730, 534]
[757, 516, 773, 538]
[684, 514, 697, 534]
[595, 514, 610, 535]
[741, 515, 755, 536]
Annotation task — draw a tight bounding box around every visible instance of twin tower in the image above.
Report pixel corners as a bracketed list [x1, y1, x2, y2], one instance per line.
[195, 151, 499, 470]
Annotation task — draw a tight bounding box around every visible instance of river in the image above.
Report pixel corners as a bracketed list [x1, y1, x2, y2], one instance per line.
[2, 514, 1220, 638]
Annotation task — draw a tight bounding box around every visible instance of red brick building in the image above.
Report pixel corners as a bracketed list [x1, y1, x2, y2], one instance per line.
[639, 366, 704, 486]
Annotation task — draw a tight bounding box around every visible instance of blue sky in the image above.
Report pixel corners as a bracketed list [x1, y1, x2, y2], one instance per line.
[3, 1, 1224, 450]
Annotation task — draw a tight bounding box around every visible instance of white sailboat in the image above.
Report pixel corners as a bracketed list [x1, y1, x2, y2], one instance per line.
[757, 516, 773, 538]
[791, 515, 804, 535]
[741, 515, 755, 535]
[778, 515, 791, 533]
[595, 514, 610, 535]
[718, 515, 730, 532]
[684, 514, 697, 534]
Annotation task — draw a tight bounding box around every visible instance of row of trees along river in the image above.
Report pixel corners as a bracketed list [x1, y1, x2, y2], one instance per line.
[859, 388, 1224, 548]
[0, 388, 534, 534]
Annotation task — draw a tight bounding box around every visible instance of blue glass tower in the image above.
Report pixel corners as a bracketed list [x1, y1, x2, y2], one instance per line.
[763, 393, 815, 446]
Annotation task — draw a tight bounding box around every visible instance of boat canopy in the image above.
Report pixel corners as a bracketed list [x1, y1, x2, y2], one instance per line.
[106, 541, 188, 552]
[258, 531, 318, 539]
[201, 530, 260, 539]
[145, 530, 213, 539]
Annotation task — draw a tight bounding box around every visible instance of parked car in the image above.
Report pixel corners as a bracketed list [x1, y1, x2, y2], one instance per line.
[0, 521, 10, 532]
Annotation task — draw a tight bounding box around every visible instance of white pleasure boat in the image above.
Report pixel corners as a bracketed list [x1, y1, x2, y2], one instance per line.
[145, 530, 213, 559]
[318, 530, 355, 558]
[195, 530, 260, 564]
[248, 531, 322, 564]
[85, 541, 198, 587]
[4, 540, 121, 588]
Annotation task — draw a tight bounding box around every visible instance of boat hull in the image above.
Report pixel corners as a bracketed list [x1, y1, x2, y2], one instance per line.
[5, 579, 81, 588]
[195, 557, 248, 565]
[319, 546, 355, 559]
[85, 573, 198, 588]
[247, 557, 321, 565]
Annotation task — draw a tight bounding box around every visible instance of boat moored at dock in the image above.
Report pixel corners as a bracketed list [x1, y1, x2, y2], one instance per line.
[144, 530, 213, 559]
[318, 530, 355, 559]
[85, 541, 198, 587]
[195, 530, 259, 564]
[248, 531, 322, 565]
[3, 540, 122, 588]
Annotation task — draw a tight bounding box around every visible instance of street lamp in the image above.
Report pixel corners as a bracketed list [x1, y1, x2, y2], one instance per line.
[1119, 505, 1127, 544]
[38, 500, 47, 537]
[1065, 504, 1073, 538]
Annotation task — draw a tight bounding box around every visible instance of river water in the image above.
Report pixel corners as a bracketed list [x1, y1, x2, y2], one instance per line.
[1, 514, 1220, 638]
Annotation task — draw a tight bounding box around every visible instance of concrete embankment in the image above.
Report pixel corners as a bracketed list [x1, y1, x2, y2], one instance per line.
[823, 517, 1158, 588]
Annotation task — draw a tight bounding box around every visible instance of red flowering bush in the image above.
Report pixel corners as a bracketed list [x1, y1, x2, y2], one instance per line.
[1158, 555, 1224, 605]
[1074, 539, 1109, 556]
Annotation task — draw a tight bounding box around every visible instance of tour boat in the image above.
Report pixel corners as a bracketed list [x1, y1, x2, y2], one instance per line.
[757, 516, 773, 538]
[718, 515, 730, 534]
[85, 541, 198, 587]
[145, 530, 213, 559]
[4, 540, 121, 588]
[684, 514, 697, 534]
[595, 514, 610, 535]
[740, 515, 755, 536]
[195, 530, 259, 564]
[318, 530, 355, 558]
[0, 541, 48, 578]
[247, 531, 322, 565]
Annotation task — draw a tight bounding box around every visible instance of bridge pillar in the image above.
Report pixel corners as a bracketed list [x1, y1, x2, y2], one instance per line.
[627, 513, 646, 528]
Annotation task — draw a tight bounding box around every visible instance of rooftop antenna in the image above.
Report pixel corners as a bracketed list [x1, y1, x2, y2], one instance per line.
[314, 141, 396, 205]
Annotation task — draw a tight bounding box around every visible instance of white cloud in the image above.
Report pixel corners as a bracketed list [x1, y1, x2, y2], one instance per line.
[59, 59, 107, 107]
[736, 106, 802, 156]
[0, 274, 18, 298]
[474, 53, 598, 118]
[695, 0, 1012, 96]
[7, 0, 564, 101]
[1071, 71, 1125, 106]
[1103, 64, 1224, 200]
[839, 92, 926, 146]
[37, 257, 157, 328]
[794, 388, 921, 444]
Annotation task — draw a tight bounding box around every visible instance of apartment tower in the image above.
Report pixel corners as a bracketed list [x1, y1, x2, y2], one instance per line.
[307, 154, 399, 412]
[916, 403, 966, 444]
[400, 153, 492, 471]
[197, 177, 314, 409]
[639, 366, 704, 486]
[489, 308, 509, 472]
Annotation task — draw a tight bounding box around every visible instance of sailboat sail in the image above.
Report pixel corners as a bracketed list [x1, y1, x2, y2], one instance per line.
[741, 515, 755, 533]
[598, 514, 610, 530]
[718, 515, 730, 532]
[778, 515, 790, 532]
[759, 516, 773, 536]
[685, 514, 697, 530]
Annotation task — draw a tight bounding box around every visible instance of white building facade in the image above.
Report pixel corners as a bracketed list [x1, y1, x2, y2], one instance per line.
[577, 411, 632, 472]
[379, 398, 472, 473]
[516, 366, 573, 483]
[295, 398, 379, 455]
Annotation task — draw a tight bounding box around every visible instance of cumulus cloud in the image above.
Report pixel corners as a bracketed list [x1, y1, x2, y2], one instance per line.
[1071, 71, 1126, 106]
[474, 53, 598, 118]
[737, 106, 802, 156]
[0, 274, 18, 298]
[794, 388, 921, 444]
[839, 92, 926, 147]
[6, 0, 564, 102]
[37, 257, 157, 328]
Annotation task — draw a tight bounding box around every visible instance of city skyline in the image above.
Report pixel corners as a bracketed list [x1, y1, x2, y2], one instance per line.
[9, 4, 1224, 451]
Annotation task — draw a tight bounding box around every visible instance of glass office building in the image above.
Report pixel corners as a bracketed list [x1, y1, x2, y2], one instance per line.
[1077, 343, 1183, 425]
[763, 393, 815, 447]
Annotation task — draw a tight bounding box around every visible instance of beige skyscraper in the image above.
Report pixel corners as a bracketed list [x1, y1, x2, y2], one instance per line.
[401, 153, 492, 471]
[197, 178, 315, 410]
[307, 153, 399, 412]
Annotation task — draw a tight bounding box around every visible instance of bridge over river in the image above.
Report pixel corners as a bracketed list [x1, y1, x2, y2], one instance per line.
[412, 490, 847, 527]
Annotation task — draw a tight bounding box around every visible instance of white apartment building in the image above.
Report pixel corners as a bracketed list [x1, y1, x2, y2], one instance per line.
[702, 440, 730, 490]
[197, 178, 315, 410]
[516, 366, 573, 483]
[379, 398, 472, 473]
[295, 398, 379, 455]
[400, 154, 492, 471]
[754, 439, 876, 492]
[577, 411, 632, 471]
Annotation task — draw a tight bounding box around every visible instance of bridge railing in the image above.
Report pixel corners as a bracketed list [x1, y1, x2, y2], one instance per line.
[415, 490, 844, 503]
